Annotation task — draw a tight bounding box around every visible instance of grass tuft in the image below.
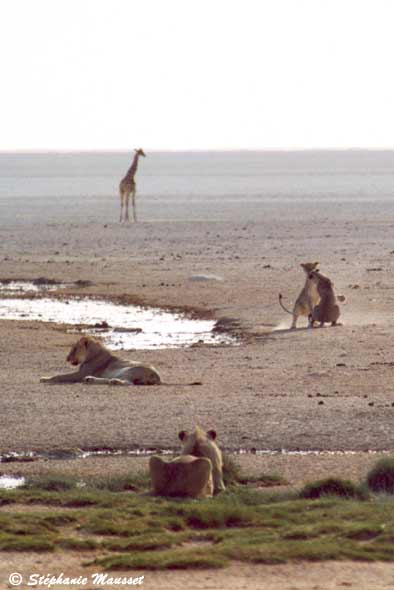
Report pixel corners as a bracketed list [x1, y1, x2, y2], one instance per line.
[222, 454, 243, 486]
[367, 458, 394, 494]
[24, 475, 77, 492]
[300, 478, 365, 500]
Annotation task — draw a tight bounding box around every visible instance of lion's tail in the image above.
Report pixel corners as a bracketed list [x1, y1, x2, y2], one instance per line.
[160, 381, 203, 387]
[278, 293, 293, 315]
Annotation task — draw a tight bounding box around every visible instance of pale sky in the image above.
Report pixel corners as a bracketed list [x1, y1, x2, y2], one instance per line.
[1, 0, 394, 151]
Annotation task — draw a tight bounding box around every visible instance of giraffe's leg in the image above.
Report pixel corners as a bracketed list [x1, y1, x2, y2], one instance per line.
[125, 192, 130, 222]
[132, 188, 137, 222]
[120, 191, 124, 222]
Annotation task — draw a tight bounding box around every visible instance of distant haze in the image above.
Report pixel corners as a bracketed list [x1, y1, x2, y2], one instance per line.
[2, 0, 394, 150]
[1, 150, 394, 225]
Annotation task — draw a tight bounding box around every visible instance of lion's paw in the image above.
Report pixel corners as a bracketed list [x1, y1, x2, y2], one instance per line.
[83, 376, 95, 383]
[40, 377, 51, 383]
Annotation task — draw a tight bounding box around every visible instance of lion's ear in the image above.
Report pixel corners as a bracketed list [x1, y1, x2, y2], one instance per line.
[178, 431, 188, 442]
[81, 337, 89, 348]
[207, 430, 217, 441]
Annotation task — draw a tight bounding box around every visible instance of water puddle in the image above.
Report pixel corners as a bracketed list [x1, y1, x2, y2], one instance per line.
[1, 447, 392, 465]
[0, 296, 235, 349]
[0, 448, 173, 464]
[0, 475, 25, 489]
[0, 280, 62, 293]
[236, 449, 393, 457]
[0, 279, 92, 294]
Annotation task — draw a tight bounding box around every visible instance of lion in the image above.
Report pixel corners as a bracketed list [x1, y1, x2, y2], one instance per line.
[40, 336, 161, 385]
[179, 427, 225, 494]
[149, 455, 213, 499]
[279, 261, 320, 329]
[310, 272, 341, 327]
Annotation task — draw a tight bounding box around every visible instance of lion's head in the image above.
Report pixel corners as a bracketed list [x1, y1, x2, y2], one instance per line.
[178, 427, 225, 494]
[66, 336, 104, 366]
[301, 261, 319, 274]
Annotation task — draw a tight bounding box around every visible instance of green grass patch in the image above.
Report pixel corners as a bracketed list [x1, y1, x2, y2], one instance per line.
[57, 537, 99, 551]
[222, 454, 287, 487]
[237, 473, 289, 487]
[103, 532, 184, 552]
[90, 549, 227, 570]
[1, 471, 394, 568]
[0, 512, 74, 535]
[88, 472, 150, 492]
[0, 533, 54, 552]
[178, 503, 258, 529]
[24, 474, 78, 492]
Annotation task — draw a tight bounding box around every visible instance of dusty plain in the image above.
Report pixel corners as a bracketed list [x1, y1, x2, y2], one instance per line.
[2, 195, 394, 588]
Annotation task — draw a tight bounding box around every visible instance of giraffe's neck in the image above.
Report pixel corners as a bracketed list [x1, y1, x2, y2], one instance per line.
[125, 153, 140, 181]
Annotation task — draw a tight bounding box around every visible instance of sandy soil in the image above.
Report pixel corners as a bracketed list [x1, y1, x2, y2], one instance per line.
[1, 555, 394, 590]
[2, 202, 394, 587]
[2, 212, 394, 453]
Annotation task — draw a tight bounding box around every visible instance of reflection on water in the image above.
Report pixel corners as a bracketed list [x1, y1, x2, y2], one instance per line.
[0, 280, 62, 293]
[0, 296, 235, 349]
[0, 475, 25, 489]
[0, 447, 390, 465]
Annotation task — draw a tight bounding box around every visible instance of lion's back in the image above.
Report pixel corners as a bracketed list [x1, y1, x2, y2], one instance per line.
[149, 455, 213, 498]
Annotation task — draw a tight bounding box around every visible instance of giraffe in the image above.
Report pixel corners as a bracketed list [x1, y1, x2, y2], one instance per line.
[119, 148, 146, 222]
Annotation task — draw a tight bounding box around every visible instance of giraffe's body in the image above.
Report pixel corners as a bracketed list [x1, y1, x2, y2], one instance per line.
[119, 149, 146, 222]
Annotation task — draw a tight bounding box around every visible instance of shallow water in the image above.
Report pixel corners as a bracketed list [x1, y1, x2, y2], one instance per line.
[0, 279, 91, 294]
[0, 447, 391, 464]
[0, 475, 25, 489]
[0, 296, 235, 349]
[0, 280, 63, 294]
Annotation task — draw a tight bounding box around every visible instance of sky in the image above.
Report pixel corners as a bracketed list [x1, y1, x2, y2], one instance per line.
[1, 0, 394, 151]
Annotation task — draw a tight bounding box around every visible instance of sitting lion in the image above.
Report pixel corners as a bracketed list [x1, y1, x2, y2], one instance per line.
[149, 455, 213, 498]
[40, 336, 161, 385]
[310, 273, 341, 327]
[179, 427, 225, 494]
[279, 261, 320, 329]
[149, 427, 226, 498]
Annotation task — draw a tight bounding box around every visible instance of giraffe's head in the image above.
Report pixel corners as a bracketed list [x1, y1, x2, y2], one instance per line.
[135, 148, 146, 157]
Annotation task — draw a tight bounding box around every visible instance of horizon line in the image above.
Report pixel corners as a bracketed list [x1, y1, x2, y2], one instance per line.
[2, 147, 394, 154]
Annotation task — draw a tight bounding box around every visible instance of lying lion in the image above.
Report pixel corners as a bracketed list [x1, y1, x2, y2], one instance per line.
[149, 427, 226, 498]
[40, 336, 161, 385]
[279, 261, 320, 329]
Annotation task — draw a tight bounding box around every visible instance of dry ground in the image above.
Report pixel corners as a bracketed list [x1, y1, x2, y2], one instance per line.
[1, 557, 394, 590]
[2, 202, 394, 587]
